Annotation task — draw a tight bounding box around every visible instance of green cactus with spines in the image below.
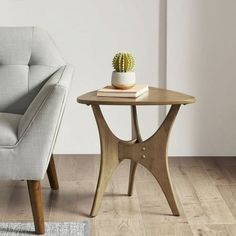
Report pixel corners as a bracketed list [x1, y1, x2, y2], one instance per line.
[112, 52, 135, 72]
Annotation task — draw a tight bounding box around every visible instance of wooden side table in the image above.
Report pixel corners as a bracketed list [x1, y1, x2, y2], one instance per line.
[77, 87, 195, 217]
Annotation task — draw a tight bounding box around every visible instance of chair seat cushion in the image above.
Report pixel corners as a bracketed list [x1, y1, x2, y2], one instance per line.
[0, 113, 22, 146]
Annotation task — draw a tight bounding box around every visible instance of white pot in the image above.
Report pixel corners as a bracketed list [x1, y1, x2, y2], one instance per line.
[111, 71, 136, 89]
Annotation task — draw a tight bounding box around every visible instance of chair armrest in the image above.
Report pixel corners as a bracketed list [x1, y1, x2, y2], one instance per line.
[18, 64, 73, 139]
[12, 64, 73, 180]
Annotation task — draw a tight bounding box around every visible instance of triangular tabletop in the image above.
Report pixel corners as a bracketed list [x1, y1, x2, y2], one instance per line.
[77, 87, 195, 105]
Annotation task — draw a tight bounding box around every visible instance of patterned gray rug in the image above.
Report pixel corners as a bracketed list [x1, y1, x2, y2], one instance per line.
[0, 222, 88, 236]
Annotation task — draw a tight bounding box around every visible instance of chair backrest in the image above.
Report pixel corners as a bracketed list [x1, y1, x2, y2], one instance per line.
[0, 27, 65, 114]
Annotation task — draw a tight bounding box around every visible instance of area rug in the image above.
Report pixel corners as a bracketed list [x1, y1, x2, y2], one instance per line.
[0, 222, 89, 236]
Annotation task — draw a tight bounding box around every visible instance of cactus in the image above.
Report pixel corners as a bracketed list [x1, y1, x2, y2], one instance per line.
[112, 52, 135, 72]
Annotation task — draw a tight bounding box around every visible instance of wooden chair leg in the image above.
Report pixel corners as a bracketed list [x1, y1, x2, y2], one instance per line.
[47, 155, 59, 190]
[27, 180, 45, 235]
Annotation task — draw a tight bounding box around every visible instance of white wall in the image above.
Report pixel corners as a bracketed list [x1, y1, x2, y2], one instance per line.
[167, 0, 236, 156]
[2, 0, 234, 156]
[0, 0, 162, 154]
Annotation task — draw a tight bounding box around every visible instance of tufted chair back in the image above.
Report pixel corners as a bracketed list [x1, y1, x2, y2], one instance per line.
[0, 27, 65, 114]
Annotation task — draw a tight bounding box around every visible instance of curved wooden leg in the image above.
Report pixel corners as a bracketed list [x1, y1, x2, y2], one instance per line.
[140, 105, 181, 216]
[128, 106, 142, 196]
[27, 180, 45, 235]
[119, 105, 181, 216]
[128, 160, 138, 196]
[90, 155, 119, 217]
[90, 105, 120, 217]
[152, 164, 180, 216]
[47, 154, 59, 190]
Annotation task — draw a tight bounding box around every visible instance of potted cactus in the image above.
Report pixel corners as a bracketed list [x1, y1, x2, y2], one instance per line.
[111, 52, 136, 89]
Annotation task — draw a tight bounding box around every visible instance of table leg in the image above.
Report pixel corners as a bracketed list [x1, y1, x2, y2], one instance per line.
[141, 104, 180, 216]
[119, 104, 181, 216]
[90, 105, 120, 217]
[128, 160, 138, 196]
[128, 106, 142, 196]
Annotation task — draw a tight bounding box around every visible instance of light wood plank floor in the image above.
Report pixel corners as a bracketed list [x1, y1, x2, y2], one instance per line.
[0, 155, 236, 236]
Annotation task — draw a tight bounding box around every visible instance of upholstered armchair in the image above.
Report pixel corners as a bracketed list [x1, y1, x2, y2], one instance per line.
[0, 27, 73, 234]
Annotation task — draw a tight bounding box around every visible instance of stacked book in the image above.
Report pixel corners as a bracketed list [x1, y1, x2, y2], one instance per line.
[97, 84, 148, 98]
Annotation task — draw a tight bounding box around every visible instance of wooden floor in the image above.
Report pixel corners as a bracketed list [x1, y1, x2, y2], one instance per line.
[0, 155, 236, 235]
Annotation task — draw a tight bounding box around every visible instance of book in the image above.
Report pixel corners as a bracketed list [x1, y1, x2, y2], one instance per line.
[97, 84, 148, 98]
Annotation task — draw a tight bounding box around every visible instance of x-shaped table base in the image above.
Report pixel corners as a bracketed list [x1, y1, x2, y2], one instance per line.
[90, 104, 181, 217]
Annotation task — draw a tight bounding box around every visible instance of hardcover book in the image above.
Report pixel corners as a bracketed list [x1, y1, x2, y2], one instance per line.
[97, 84, 148, 98]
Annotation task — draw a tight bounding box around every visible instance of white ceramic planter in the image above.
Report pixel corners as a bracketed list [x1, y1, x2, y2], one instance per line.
[111, 71, 136, 89]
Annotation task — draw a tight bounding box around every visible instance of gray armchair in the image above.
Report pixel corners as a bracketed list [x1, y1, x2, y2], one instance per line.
[0, 27, 73, 234]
